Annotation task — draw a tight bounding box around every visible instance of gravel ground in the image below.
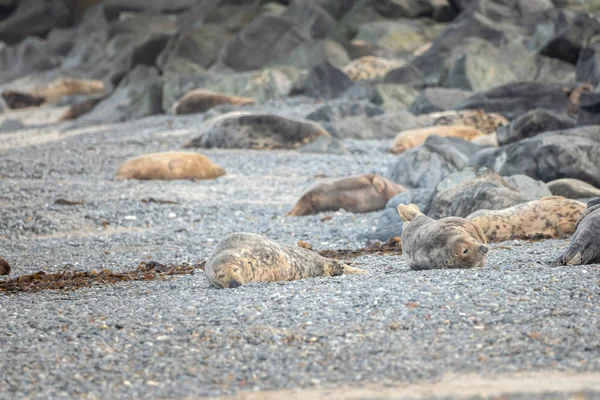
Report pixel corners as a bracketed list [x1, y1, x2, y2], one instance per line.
[1, 101, 599, 399]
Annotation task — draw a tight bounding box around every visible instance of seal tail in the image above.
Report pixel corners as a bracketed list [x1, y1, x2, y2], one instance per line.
[397, 203, 421, 222]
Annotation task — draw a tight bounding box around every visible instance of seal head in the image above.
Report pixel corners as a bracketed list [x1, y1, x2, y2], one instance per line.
[398, 204, 489, 270]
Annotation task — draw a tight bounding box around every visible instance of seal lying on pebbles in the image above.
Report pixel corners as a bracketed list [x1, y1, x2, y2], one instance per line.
[184, 112, 329, 150]
[287, 174, 407, 216]
[390, 126, 484, 154]
[204, 232, 366, 288]
[398, 204, 489, 270]
[172, 89, 255, 115]
[552, 198, 600, 266]
[0, 258, 10, 275]
[115, 151, 225, 181]
[466, 196, 586, 242]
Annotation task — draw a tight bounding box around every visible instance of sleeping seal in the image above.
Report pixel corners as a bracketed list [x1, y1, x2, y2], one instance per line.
[204, 232, 366, 288]
[398, 204, 489, 270]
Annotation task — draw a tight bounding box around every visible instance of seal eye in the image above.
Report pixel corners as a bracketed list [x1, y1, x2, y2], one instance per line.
[462, 248, 469, 255]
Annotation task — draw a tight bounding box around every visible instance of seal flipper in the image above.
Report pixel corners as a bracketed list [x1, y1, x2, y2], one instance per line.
[397, 203, 421, 222]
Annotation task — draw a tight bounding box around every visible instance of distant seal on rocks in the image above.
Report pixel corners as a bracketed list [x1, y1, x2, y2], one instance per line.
[32, 78, 106, 104]
[287, 174, 407, 216]
[552, 198, 600, 266]
[172, 89, 255, 115]
[390, 125, 484, 154]
[398, 204, 489, 270]
[0, 258, 10, 275]
[547, 178, 600, 200]
[204, 232, 366, 288]
[342, 56, 404, 82]
[431, 109, 509, 134]
[115, 151, 225, 181]
[466, 196, 586, 242]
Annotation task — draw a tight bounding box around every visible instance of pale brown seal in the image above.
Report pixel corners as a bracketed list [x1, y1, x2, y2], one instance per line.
[32, 78, 106, 104]
[552, 198, 600, 266]
[390, 125, 485, 154]
[430, 109, 509, 134]
[204, 232, 366, 288]
[342, 56, 404, 82]
[398, 204, 489, 270]
[466, 196, 586, 242]
[172, 89, 255, 115]
[115, 151, 225, 181]
[0, 258, 10, 275]
[287, 174, 407, 216]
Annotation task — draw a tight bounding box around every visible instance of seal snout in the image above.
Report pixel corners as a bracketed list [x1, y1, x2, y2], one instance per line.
[478, 245, 489, 255]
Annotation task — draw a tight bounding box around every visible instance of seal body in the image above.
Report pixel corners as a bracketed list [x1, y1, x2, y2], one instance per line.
[204, 232, 365, 288]
[547, 178, 600, 200]
[172, 89, 255, 115]
[287, 174, 407, 216]
[466, 196, 586, 242]
[431, 109, 509, 134]
[390, 125, 484, 154]
[0, 258, 10, 275]
[115, 151, 225, 181]
[398, 204, 489, 270]
[552, 198, 600, 266]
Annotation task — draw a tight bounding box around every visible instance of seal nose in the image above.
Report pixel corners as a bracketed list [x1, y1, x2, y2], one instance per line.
[479, 245, 489, 254]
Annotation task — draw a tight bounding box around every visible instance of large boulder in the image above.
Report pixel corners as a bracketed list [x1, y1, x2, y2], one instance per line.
[362, 188, 434, 242]
[540, 12, 600, 65]
[387, 135, 489, 189]
[0, 0, 69, 45]
[454, 82, 574, 120]
[409, 87, 473, 114]
[291, 62, 354, 99]
[427, 166, 531, 219]
[577, 91, 600, 126]
[323, 110, 434, 139]
[496, 108, 576, 145]
[469, 126, 600, 187]
[71, 65, 163, 126]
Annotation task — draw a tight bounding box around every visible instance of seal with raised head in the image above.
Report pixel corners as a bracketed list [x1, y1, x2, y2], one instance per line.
[204, 232, 366, 288]
[115, 151, 225, 181]
[552, 197, 600, 266]
[466, 196, 586, 242]
[0, 258, 10, 275]
[398, 204, 489, 270]
[287, 174, 407, 216]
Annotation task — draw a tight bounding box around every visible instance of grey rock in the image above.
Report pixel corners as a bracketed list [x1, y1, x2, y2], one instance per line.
[0, 118, 24, 133]
[269, 39, 350, 70]
[217, 15, 306, 72]
[409, 87, 473, 115]
[576, 38, 600, 89]
[505, 174, 553, 200]
[540, 12, 600, 65]
[362, 188, 434, 242]
[387, 136, 486, 189]
[305, 101, 384, 122]
[427, 166, 530, 219]
[324, 110, 434, 139]
[496, 108, 576, 146]
[297, 136, 348, 155]
[0, 0, 69, 45]
[292, 62, 354, 99]
[552, 199, 600, 265]
[577, 91, 600, 126]
[547, 178, 600, 199]
[73, 65, 164, 126]
[469, 126, 600, 187]
[455, 82, 574, 120]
